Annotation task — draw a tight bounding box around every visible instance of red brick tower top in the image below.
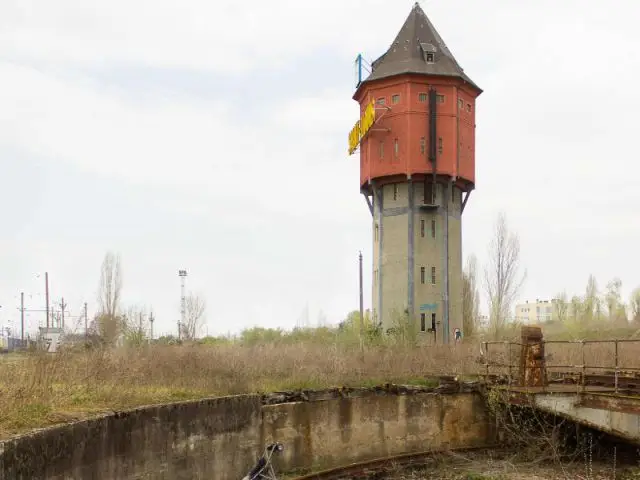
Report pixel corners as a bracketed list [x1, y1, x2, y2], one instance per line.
[351, 2, 482, 195]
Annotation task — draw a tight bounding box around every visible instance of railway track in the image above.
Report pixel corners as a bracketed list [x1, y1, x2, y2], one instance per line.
[289, 446, 498, 480]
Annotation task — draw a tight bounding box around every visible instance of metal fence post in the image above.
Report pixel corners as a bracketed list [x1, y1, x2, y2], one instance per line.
[506, 341, 512, 386]
[483, 342, 489, 382]
[614, 340, 619, 394]
[581, 340, 586, 393]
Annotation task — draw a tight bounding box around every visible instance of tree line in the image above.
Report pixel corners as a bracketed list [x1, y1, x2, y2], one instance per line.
[462, 212, 640, 339]
[86, 252, 207, 346]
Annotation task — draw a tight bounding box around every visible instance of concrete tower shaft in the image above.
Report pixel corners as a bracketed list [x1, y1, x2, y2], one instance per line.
[351, 3, 482, 343]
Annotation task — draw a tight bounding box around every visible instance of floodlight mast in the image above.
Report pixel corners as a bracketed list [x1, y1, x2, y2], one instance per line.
[178, 270, 187, 340]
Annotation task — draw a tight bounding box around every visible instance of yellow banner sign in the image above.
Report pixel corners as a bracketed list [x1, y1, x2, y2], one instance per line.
[348, 100, 376, 155]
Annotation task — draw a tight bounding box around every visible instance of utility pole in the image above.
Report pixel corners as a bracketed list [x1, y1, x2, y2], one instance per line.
[149, 310, 154, 342]
[84, 302, 88, 340]
[358, 251, 364, 354]
[45, 272, 50, 329]
[358, 251, 364, 332]
[60, 297, 67, 330]
[20, 292, 25, 347]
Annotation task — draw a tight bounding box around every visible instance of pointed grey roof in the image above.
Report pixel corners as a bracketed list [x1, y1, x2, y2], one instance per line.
[361, 2, 481, 91]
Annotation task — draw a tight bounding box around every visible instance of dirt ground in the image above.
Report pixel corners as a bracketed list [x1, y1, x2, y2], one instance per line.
[349, 450, 640, 480]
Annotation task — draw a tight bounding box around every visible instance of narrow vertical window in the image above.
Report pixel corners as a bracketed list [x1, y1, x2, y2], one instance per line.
[394, 138, 399, 157]
[391, 94, 400, 104]
[420, 219, 425, 238]
[438, 137, 443, 154]
[431, 266, 436, 285]
[458, 98, 463, 109]
[379, 141, 384, 159]
[420, 313, 426, 332]
[420, 266, 425, 284]
[431, 219, 436, 238]
[420, 137, 426, 154]
[393, 184, 398, 200]
[425, 182, 434, 204]
[431, 313, 436, 331]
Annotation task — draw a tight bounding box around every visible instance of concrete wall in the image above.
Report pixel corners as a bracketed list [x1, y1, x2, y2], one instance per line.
[262, 392, 491, 473]
[0, 389, 492, 479]
[0, 395, 262, 480]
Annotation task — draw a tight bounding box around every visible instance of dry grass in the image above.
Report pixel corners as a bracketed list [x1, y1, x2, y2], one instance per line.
[2, 326, 640, 441]
[0, 342, 480, 439]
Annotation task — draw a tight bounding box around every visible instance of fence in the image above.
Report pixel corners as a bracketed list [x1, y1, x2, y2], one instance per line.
[0, 336, 35, 352]
[481, 338, 640, 394]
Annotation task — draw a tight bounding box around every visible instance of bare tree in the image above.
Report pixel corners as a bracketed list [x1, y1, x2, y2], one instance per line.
[122, 305, 150, 346]
[95, 252, 123, 345]
[552, 291, 569, 323]
[631, 287, 640, 325]
[180, 293, 206, 341]
[462, 254, 480, 338]
[582, 274, 601, 324]
[605, 278, 628, 326]
[483, 212, 526, 338]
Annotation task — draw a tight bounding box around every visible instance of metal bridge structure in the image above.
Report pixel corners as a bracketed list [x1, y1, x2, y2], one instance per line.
[482, 326, 640, 444]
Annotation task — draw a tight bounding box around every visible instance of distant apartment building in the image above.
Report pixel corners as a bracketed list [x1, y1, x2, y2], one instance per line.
[515, 299, 559, 324]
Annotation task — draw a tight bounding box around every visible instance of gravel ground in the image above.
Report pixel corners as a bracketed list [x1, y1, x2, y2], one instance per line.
[337, 450, 640, 479]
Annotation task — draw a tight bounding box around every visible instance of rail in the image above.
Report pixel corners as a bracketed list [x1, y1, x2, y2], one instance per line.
[290, 446, 500, 480]
[480, 337, 640, 394]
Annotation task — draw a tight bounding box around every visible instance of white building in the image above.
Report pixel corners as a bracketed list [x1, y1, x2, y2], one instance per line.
[515, 299, 561, 324]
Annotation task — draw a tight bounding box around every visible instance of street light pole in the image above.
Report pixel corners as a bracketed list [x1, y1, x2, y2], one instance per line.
[45, 272, 50, 329]
[20, 292, 24, 347]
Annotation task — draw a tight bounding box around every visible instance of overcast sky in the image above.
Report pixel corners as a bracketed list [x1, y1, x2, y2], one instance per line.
[1, 0, 638, 337]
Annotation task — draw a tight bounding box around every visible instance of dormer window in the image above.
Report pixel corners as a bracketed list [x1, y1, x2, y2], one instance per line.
[420, 43, 437, 64]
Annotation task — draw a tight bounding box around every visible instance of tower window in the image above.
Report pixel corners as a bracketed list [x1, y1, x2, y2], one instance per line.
[458, 98, 463, 109]
[420, 219, 425, 238]
[436, 94, 445, 103]
[431, 266, 436, 285]
[420, 137, 426, 154]
[379, 141, 384, 159]
[426, 52, 435, 63]
[431, 219, 436, 238]
[438, 137, 443, 154]
[377, 97, 386, 105]
[392, 94, 400, 104]
[466, 103, 472, 112]
[431, 313, 436, 331]
[394, 138, 399, 157]
[418, 93, 427, 102]
[420, 266, 425, 284]
[420, 313, 426, 332]
[393, 184, 398, 200]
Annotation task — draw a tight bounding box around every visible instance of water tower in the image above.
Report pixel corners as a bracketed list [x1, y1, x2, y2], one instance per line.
[349, 2, 482, 343]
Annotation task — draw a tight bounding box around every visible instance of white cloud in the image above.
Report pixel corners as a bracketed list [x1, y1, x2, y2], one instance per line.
[1, 0, 639, 336]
